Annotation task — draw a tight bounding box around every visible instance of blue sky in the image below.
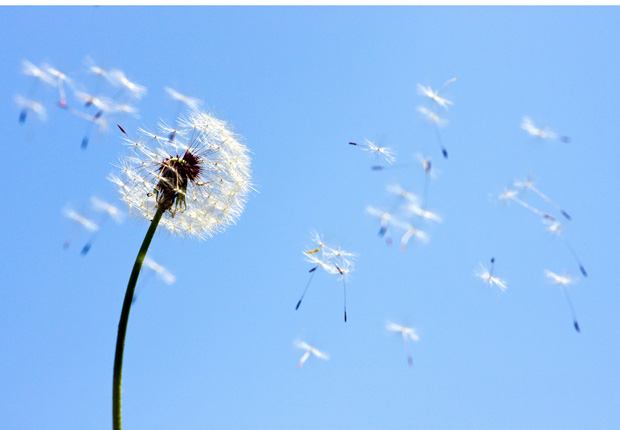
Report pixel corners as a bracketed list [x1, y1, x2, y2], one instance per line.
[2, 6, 619, 430]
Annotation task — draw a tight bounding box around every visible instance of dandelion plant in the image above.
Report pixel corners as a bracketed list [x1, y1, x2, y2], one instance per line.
[108, 109, 252, 430]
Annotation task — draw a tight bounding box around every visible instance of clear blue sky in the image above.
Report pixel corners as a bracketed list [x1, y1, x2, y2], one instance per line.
[1, 6, 619, 430]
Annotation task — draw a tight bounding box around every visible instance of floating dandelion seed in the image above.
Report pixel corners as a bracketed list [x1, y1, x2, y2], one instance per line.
[366, 205, 395, 245]
[521, 116, 570, 143]
[165, 88, 203, 110]
[391, 218, 429, 252]
[84, 56, 107, 94]
[498, 188, 555, 221]
[109, 109, 252, 430]
[513, 175, 571, 220]
[43, 64, 71, 107]
[15, 95, 46, 123]
[295, 232, 356, 322]
[405, 202, 442, 224]
[132, 257, 177, 305]
[386, 321, 419, 366]
[476, 258, 507, 292]
[21, 60, 55, 87]
[544, 269, 581, 332]
[386, 184, 420, 206]
[107, 69, 147, 100]
[416, 78, 456, 110]
[62, 208, 99, 250]
[80, 197, 124, 255]
[294, 340, 329, 369]
[349, 138, 396, 166]
[417, 106, 449, 159]
[544, 220, 587, 277]
[67, 92, 112, 149]
[165, 89, 202, 140]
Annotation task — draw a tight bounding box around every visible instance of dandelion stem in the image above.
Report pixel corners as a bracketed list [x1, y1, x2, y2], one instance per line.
[113, 206, 164, 430]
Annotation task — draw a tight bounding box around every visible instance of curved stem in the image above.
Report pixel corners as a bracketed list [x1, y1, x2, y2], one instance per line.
[113, 207, 164, 430]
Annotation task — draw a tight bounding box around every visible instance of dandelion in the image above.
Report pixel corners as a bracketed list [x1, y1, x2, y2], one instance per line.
[544, 220, 587, 277]
[15, 95, 46, 123]
[386, 321, 419, 366]
[513, 175, 571, 220]
[521, 116, 570, 143]
[349, 138, 396, 166]
[108, 109, 252, 430]
[544, 269, 581, 332]
[295, 232, 356, 322]
[294, 340, 329, 369]
[475, 258, 507, 292]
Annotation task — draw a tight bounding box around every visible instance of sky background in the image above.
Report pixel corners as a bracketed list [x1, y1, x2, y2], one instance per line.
[1, 6, 619, 430]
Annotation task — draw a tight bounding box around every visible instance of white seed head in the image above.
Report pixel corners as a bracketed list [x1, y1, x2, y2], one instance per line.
[544, 269, 577, 286]
[110, 109, 252, 240]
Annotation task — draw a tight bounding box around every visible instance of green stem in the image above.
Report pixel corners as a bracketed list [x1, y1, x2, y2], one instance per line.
[113, 207, 164, 430]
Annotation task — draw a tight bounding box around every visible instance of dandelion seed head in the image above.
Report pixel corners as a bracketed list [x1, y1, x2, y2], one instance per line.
[110, 109, 252, 239]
